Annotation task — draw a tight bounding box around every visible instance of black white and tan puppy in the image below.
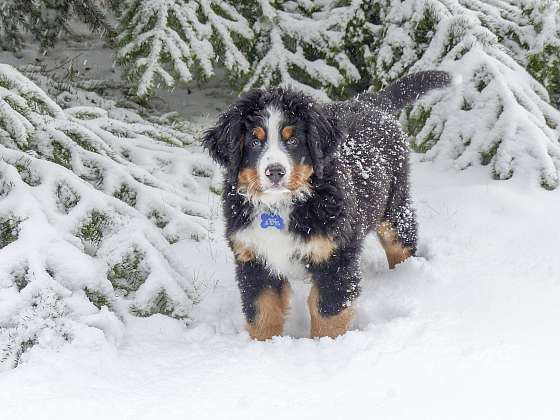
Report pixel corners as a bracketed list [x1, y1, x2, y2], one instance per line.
[202, 71, 451, 340]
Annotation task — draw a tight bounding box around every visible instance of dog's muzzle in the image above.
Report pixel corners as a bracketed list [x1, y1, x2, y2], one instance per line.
[265, 164, 286, 185]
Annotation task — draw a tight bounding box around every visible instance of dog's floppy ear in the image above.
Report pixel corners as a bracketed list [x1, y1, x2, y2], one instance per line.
[306, 106, 342, 178]
[201, 108, 244, 174]
[202, 90, 264, 175]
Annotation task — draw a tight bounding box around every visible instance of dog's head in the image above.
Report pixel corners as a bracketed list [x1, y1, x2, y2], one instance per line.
[202, 88, 341, 205]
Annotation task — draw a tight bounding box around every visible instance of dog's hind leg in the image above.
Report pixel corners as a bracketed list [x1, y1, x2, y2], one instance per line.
[377, 221, 413, 269]
[236, 259, 291, 340]
[377, 177, 417, 269]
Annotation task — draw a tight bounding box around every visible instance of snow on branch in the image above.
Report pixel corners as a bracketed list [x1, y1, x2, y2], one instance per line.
[117, 0, 252, 98]
[244, 0, 360, 101]
[0, 0, 111, 51]
[523, 0, 560, 108]
[0, 65, 219, 369]
[369, 0, 560, 189]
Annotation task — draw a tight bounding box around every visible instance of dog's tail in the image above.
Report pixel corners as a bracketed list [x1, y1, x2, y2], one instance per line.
[359, 70, 452, 113]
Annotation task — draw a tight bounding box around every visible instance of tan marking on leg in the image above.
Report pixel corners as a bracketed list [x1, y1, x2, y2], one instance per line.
[308, 285, 353, 339]
[304, 235, 336, 264]
[231, 238, 255, 263]
[238, 167, 262, 199]
[376, 221, 412, 269]
[288, 164, 313, 192]
[247, 284, 291, 341]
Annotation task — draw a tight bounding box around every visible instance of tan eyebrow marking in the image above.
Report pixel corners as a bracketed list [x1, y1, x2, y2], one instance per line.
[253, 126, 266, 141]
[281, 126, 294, 140]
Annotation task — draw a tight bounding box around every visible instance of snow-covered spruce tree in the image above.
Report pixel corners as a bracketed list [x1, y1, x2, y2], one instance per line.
[457, 0, 560, 109]
[342, 0, 385, 94]
[0, 64, 219, 369]
[116, 0, 253, 99]
[243, 0, 360, 100]
[0, 0, 111, 51]
[365, 0, 560, 189]
[523, 0, 560, 108]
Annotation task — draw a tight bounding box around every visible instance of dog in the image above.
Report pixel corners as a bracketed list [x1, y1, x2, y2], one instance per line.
[202, 71, 451, 340]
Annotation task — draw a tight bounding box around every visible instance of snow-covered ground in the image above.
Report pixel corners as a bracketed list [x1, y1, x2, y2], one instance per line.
[2, 154, 559, 419]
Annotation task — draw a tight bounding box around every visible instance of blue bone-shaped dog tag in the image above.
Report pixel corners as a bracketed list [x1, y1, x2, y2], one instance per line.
[260, 213, 285, 230]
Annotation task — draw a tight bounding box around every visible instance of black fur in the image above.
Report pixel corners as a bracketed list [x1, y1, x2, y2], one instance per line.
[358, 70, 451, 113]
[303, 106, 342, 178]
[308, 242, 362, 316]
[203, 71, 451, 328]
[236, 259, 288, 323]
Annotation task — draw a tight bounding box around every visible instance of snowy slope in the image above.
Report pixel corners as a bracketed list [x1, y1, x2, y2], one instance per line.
[1, 155, 559, 420]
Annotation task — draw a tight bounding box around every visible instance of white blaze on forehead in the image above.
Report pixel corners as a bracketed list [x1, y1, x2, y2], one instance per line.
[258, 106, 292, 187]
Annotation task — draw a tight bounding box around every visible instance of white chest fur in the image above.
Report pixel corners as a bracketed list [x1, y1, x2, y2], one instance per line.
[232, 207, 311, 280]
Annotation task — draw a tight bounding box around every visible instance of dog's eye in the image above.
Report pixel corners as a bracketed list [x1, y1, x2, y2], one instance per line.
[251, 139, 262, 147]
[286, 137, 298, 146]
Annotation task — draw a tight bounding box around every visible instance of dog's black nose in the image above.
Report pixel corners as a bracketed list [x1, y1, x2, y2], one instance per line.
[265, 164, 286, 184]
